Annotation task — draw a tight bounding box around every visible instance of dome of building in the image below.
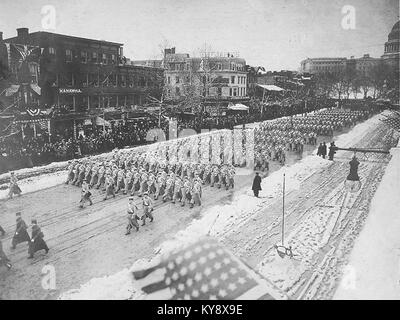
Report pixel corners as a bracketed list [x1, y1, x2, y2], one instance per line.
[388, 20, 399, 41]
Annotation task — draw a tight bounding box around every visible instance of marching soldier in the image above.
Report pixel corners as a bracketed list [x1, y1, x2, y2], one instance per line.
[141, 192, 154, 226]
[8, 172, 22, 199]
[28, 219, 49, 259]
[89, 165, 99, 188]
[103, 174, 116, 201]
[66, 161, 75, 184]
[79, 180, 93, 208]
[11, 212, 30, 249]
[190, 179, 202, 208]
[115, 169, 125, 194]
[0, 239, 12, 270]
[181, 177, 192, 207]
[123, 170, 133, 195]
[95, 166, 106, 189]
[126, 197, 140, 235]
[172, 176, 183, 204]
[162, 175, 174, 202]
[130, 170, 141, 196]
[138, 170, 148, 197]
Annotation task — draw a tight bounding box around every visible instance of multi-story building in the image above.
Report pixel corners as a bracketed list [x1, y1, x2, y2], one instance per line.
[300, 57, 347, 75]
[382, 20, 400, 70]
[300, 20, 399, 79]
[0, 28, 163, 135]
[136, 48, 249, 113]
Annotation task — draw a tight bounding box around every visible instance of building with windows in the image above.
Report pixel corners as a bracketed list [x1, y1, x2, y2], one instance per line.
[300, 20, 399, 79]
[160, 48, 248, 112]
[300, 57, 347, 75]
[382, 20, 399, 69]
[0, 28, 163, 136]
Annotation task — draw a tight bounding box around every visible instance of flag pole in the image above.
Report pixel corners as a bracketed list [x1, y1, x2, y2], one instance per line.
[282, 173, 285, 247]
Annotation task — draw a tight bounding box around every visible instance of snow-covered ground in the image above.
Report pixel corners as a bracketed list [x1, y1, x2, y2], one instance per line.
[59, 111, 394, 300]
[334, 140, 400, 300]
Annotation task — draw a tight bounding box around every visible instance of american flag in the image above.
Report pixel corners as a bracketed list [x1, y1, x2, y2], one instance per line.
[131, 237, 286, 300]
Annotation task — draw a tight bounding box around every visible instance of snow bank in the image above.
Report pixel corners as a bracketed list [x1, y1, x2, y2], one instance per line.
[333, 141, 400, 300]
[0, 170, 68, 200]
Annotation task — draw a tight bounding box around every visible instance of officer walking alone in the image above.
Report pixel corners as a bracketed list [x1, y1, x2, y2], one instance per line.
[252, 172, 262, 197]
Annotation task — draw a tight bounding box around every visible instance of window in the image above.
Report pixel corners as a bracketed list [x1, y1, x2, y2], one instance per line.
[81, 51, 87, 63]
[102, 53, 108, 64]
[66, 73, 74, 86]
[217, 63, 222, 70]
[28, 63, 39, 84]
[229, 88, 232, 96]
[90, 73, 98, 87]
[111, 54, 116, 64]
[233, 88, 237, 97]
[92, 52, 98, 63]
[167, 76, 171, 84]
[120, 74, 126, 87]
[48, 47, 56, 55]
[231, 76, 235, 84]
[128, 75, 134, 87]
[82, 73, 89, 87]
[66, 49, 72, 62]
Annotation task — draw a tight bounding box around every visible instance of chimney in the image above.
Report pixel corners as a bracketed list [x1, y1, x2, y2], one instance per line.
[0, 32, 3, 41]
[17, 27, 29, 40]
[172, 47, 175, 54]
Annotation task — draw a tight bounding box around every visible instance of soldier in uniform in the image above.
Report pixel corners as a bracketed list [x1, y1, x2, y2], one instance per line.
[190, 179, 202, 208]
[11, 212, 30, 249]
[141, 192, 154, 226]
[103, 174, 116, 201]
[89, 165, 99, 188]
[79, 181, 93, 208]
[162, 175, 174, 202]
[76, 163, 86, 187]
[131, 170, 141, 196]
[138, 170, 148, 197]
[66, 161, 75, 184]
[123, 170, 133, 195]
[95, 166, 106, 189]
[8, 172, 22, 199]
[115, 169, 125, 194]
[181, 177, 192, 207]
[0, 239, 12, 270]
[126, 197, 140, 235]
[28, 219, 49, 259]
[172, 176, 183, 204]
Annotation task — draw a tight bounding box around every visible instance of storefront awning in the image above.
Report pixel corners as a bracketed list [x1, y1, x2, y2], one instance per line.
[257, 84, 285, 92]
[228, 103, 249, 111]
[95, 116, 111, 127]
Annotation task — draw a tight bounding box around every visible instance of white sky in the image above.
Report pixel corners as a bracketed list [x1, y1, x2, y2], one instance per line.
[0, 0, 398, 70]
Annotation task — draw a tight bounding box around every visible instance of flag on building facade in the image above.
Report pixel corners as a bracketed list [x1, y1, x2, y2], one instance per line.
[131, 236, 286, 300]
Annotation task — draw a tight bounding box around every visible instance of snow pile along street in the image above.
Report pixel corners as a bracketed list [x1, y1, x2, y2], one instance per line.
[334, 140, 400, 300]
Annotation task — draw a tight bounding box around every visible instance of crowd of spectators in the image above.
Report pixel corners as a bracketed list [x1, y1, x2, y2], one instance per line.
[0, 97, 359, 174]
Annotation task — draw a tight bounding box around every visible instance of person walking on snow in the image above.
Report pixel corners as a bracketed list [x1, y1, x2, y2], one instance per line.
[252, 172, 262, 198]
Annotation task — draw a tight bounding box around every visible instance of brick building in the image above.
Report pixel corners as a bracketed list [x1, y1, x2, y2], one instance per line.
[0, 28, 163, 136]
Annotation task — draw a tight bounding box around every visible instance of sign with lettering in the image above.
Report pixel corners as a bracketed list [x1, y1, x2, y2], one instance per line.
[59, 88, 83, 94]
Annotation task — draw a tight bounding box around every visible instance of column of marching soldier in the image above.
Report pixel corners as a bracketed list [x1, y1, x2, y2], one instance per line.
[0, 107, 372, 270]
[65, 152, 236, 235]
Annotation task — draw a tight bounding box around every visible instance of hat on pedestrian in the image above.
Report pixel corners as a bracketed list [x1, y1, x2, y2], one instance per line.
[31, 219, 37, 224]
[16, 212, 21, 216]
[143, 192, 149, 196]
[128, 197, 134, 200]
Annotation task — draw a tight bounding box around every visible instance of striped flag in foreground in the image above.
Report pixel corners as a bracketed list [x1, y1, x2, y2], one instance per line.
[131, 237, 287, 300]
